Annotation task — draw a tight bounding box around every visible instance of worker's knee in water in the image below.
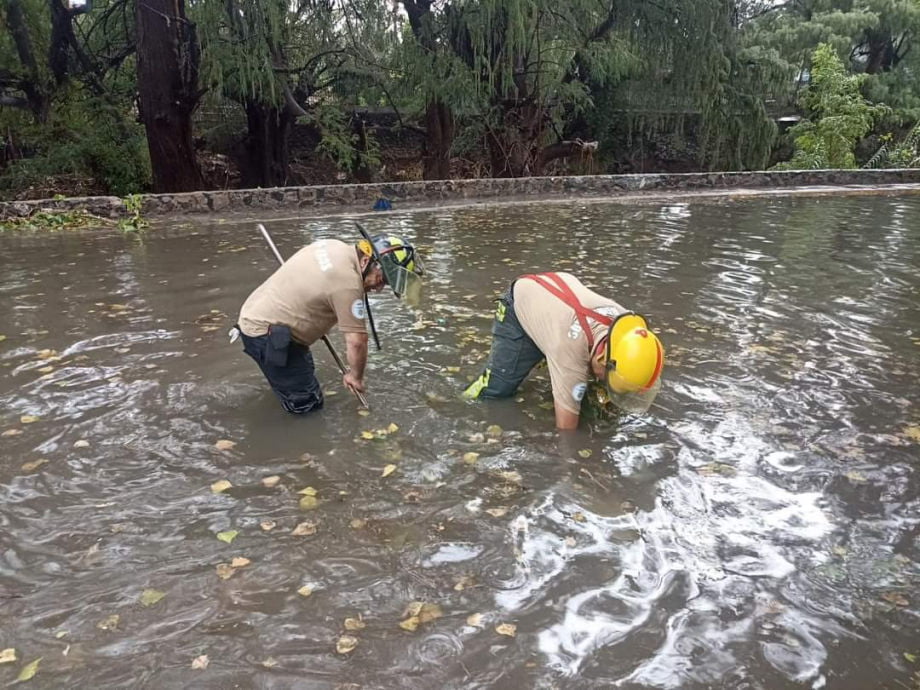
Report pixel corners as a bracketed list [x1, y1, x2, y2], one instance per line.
[277, 388, 324, 414]
[462, 368, 520, 399]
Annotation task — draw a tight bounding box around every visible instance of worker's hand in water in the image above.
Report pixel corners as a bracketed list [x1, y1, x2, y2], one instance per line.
[342, 371, 366, 395]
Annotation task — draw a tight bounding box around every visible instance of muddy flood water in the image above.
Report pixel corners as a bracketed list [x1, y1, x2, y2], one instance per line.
[1, 192, 918, 689]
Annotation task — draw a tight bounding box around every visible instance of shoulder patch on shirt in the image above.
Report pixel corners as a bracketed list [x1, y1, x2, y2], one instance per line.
[351, 298, 366, 320]
[572, 382, 587, 402]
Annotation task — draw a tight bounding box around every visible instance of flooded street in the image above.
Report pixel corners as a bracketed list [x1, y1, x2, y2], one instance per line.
[1, 192, 918, 689]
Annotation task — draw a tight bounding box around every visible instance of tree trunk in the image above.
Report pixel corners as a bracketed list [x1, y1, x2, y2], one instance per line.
[240, 101, 293, 188]
[135, 0, 203, 193]
[5, 0, 50, 122]
[422, 99, 453, 179]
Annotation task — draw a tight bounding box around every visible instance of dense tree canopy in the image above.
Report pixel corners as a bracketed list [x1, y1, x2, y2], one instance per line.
[0, 0, 918, 198]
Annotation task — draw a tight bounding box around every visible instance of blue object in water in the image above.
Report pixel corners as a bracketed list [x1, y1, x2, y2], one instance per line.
[373, 198, 392, 211]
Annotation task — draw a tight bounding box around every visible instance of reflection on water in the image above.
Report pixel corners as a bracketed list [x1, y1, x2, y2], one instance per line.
[0, 194, 918, 688]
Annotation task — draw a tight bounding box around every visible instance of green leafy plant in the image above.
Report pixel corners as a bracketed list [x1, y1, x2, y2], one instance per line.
[117, 194, 148, 232]
[776, 44, 887, 170]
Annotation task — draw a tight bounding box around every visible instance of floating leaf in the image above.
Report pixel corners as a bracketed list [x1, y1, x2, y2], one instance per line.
[360, 431, 375, 440]
[905, 652, 918, 664]
[210, 480, 232, 494]
[297, 585, 314, 597]
[486, 424, 503, 438]
[387, 423, 399, 434]
[292, 521, 317, 536]
[261, 475, 281, 488]
[485, 507, 508, 518]
[466, 613, 484, 627]
[2, 429, 23, 437]
[0, 335, 5, 342]
[230, 557, 251, 568]
[344, 616, 366, 631]
[73, 439, 90, 448]
[298, 486, 317, 496]
[261, 657, 279, 668]
[845, 471, 867, 484]
[21, 459, 48, 472]
[216, 564, 235, 580]
[454, 576, 475, 592]
[299, 495, 319, 511]
[214, 439, 236, 451]
[97, 614, 119, 630]
[140, 589, 166, 607]
[260, 520, 276, 531]
[495, 623, 517, 637]
[350, 518, 366, 529]
[336, 635, 358, 654]
[462, 452, 480, 465]
[17, 657, 40, 682]
[445, 366, 460, 373]
[881, 591, 909, 607]
[399, 616, 420, 632]
[577, 449, 592, 458]
[0, 648, 15, 664]
[358, 409, 370, 417]
[37, 366, 54, 374]
[191, 655, 209, 670]
[20, 415, 39, 424]
[382, 464, 397, 478]
[216, 530, 239, 544]
[572, 512, 587, 523]
[904, 425, 920, 442]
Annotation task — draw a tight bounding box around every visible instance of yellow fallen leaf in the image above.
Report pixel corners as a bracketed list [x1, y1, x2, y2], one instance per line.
[485, 507, 508, 518]
[350, 518, 366, 529]
[260, 520, 276, 531]
[210, 480, 232, 494]
[216, 530, 239, 544]
[214, 439, 236, 451]
[297, 585, 314, 597]
[37, 349, 57, 359]
[445, 366, 460, 373]
[73, 439, 90, 448]
[17, 657, 40, 682]
[298, 486, 317, 496]
[261, 657, 279, 668]
[261, 475, 281, 488]
[466, 613, 483, 627]
[2, 429, 23, 437]
[20, 415, 39, 424]
[54, 631, 67, 639]
[572, 512, 586, 523]
[454, 576, 475, 592]
[216, 563, 235, 580]
[387, 423, 399, 433]
[904, 425, 920, 442]
[398, 616, 420, 632]
[577, 449, 592, 458]
[0, 648, 15, 664]
[97, 614, 119, 630]
[462, 452, 480, 465]
[292, 521, 317, 536]
[382, 464, 397, 478]
[230, 557, 251, 568]
[37, 366, 54, 374]
[360, 431, 375, 440]
[336, 635, 358, 654]
[358, 409, 370, 417]
[21, 459, 48, 472]
[0, 335, 5, 342]
[486, 424, 503, 437]
[344, 616, 366, 631]
[191, 655, 209, 670]
[495, 623, 517, 637]
[140, 589, 166, 607]
[299, 495, 319, 511]
[881, 591, 909, 607]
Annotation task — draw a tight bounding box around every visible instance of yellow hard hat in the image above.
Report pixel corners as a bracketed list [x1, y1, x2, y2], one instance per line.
[604, 313, 664, 395]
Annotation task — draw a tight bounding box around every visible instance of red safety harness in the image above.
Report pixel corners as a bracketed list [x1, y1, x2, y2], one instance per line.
[520, 273, 613, 355]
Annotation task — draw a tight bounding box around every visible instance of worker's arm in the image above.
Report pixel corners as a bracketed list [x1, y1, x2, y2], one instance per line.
[554, 402, 580, 430]
[343, 331, 369, 393]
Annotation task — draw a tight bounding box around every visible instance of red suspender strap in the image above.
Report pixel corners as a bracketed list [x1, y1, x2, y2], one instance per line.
[520, 273, 613, 352]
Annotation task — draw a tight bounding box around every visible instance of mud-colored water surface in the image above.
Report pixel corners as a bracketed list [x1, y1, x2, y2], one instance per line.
[1, 193, 918, 689]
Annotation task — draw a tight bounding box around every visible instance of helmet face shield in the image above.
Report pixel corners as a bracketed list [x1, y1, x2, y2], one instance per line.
[354, 222, 424, 304]
[603, 312, 664, 413]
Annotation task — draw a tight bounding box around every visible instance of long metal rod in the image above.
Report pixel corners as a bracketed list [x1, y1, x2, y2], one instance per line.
[257, 224, 369, 409]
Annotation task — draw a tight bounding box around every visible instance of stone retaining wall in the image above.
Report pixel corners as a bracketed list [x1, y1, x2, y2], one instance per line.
[2, 169, 920, 220]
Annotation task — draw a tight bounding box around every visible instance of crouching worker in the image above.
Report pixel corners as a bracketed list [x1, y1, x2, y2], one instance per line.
[462, 272, 664, 430]
[235, 232, 423, 414]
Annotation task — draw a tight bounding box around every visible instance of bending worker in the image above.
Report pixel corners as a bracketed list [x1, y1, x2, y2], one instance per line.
[463, 272, 664, 429]
[236, 231, 423, 414]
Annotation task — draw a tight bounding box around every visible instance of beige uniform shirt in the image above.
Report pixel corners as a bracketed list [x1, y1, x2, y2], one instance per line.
[513, 273, 625, 414]
[238, 239, 367, 346]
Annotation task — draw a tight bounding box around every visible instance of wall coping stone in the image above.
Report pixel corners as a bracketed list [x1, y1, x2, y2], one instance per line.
[2, 169, 920, 220]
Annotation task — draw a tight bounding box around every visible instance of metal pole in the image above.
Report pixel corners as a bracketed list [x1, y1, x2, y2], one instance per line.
[257, 224, 369, 409]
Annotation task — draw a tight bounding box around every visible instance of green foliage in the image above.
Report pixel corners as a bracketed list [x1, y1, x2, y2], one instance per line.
[0, 93, 150, 198]
[864, 120, 920, 168]
[300, 104, 380, 175]
[776, 44, 885, 169]
[117, 193, 148, 232]
[0, 208, 106, 232]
